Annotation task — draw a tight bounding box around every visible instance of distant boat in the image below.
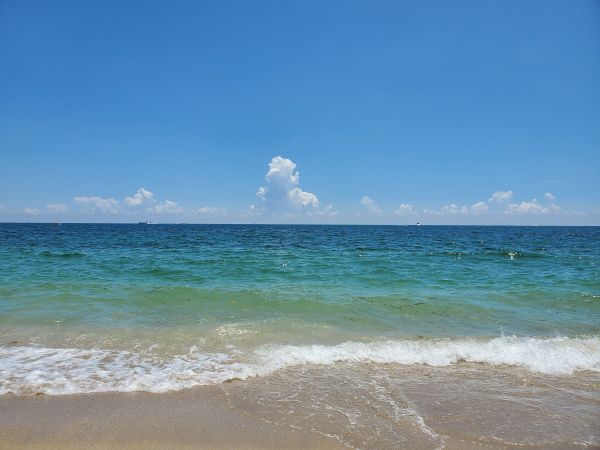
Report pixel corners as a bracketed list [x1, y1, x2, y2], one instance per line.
[416, 222, 422, 226]
[138, 221, 152, 224]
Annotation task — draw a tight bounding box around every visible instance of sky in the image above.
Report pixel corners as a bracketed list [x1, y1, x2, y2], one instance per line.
[0, 0, 599, 224]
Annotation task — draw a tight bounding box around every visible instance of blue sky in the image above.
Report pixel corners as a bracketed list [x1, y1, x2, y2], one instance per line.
[1, 0, 598, 224]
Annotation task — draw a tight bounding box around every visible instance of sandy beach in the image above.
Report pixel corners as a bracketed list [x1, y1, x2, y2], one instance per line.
[2, 362, 599, 449]
[0, 386, 342, 450]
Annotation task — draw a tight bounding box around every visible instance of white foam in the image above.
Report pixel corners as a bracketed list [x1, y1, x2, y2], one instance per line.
[257, 336, 600, 376]
[0, 346, 257, 395]
[1, 336, 598, 395]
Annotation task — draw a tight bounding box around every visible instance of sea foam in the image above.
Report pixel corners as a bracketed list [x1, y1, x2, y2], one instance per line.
[1, 336, 598, 395]
[257, 336, 600, 376]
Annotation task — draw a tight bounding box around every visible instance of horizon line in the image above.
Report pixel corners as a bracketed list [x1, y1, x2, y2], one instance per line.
[1, 222, 598, 227]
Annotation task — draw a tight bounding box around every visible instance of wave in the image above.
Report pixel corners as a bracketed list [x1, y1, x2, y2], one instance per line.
[1, 336, 598, 395]
[257, 336, 600, 376]
[0, 346, 253, 396]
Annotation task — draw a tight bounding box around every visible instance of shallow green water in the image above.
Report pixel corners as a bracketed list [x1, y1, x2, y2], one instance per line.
[2, 224, 599, 337]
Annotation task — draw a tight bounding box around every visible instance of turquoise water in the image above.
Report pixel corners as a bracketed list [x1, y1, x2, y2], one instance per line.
[1, 224, 599, 394]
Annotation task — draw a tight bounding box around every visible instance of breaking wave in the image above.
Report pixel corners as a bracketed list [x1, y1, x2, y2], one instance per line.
[1, 336, 598, 395]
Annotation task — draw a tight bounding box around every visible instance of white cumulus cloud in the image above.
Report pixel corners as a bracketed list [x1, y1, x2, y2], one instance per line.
[489, 190, 513, 203]
[74, 196, 120, 214]
[255, 156, 321, 213]
[289, 187, 319, 207]
[544, 192, 556, 201]
[124, 187, 154, 206]
[361, 196, 382, 213]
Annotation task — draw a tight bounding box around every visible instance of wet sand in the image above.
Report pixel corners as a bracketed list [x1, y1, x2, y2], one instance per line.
[220, 363, 600, 449]
[0, 386, 343, 449]
[1, 363, 599, 449]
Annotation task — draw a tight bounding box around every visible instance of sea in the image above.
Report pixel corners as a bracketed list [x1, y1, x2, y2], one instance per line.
[1, 224, 599, 447]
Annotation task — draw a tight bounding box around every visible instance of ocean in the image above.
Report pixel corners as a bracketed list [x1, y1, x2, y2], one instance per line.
[1, 224, 599, 447]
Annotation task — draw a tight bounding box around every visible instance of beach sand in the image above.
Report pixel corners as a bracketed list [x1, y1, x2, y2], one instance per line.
[0, 386, 343, 450]
[2, 363, 598, 449]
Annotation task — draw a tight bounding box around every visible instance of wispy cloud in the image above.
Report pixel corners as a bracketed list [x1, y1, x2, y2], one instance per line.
[488, 190, 513, 203]
[360, 196, 382, 213]
[147, 200, 182, 214]
[197, 206, 226, 215]
[506, 199, 560, 215]
[419, 190, 562, 217]
[315, 204, 338, 217]
[470, 201, 488, 215]
[394, 204, 415, 216]
[17, 183, 581, 223]
[73, 188, 182, 215]
[437, 202, 487, 215]
[74, 196, 120, 214]
[440, 204, 468, 215]
[23, 207, 40, 215]
[47, 203, 68, 213]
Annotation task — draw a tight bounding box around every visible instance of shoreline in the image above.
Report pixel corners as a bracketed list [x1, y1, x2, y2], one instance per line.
[2, 363, 599, 449]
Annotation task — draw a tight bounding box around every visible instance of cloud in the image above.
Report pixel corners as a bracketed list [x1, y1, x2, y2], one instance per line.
[549, 203, 561, 212]
[489, 191, 513, 203]
[47, 203, 68, 213]
[73, 188, 181, 215]
[23, 207, 40, 215]
[256, 156, 320, 213]
[197, 207, 225, 215]
[288, 187, 319, 207]
[125, 187, 181, 213]
[124, 187, 154, 206]
[394, 204, 415, 216]
[435, 201, 488, 216]
[506, 199, 560, 215]
[316, 204, 338, 216]
[470, 201, 488, 215]
[441, 204, 469, 215]
[419, 192, 562, 217]
[74, 196, 120, 214]
[360, 196, 382, 213]
[148, 200, 182, 214]
[544, 192, 556, 201]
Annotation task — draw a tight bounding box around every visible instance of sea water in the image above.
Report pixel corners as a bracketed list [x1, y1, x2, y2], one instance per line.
[1, 224, 599, 446]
